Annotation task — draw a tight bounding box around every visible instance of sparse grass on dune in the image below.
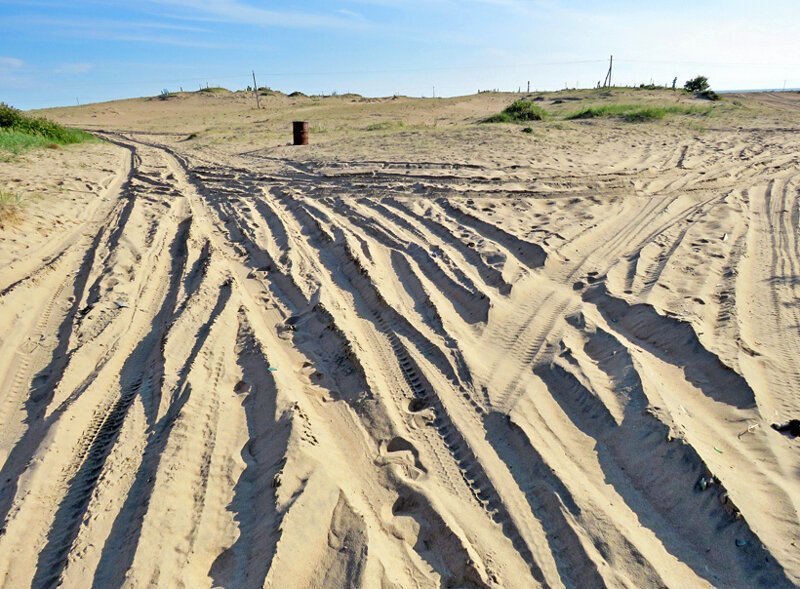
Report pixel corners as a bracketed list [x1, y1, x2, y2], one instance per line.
[564, 103, 712, 122]
[365, 120, 405, 131]
[0, 103, 95, 155]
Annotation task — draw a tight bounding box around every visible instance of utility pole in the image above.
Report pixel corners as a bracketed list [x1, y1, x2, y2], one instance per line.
[252, 71, 260, 109]
[603, 55, 613, 88]
[527, 80, 530, 93]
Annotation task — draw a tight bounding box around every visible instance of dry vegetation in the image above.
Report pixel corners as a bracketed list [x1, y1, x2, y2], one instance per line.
[0, 189, 23, 225]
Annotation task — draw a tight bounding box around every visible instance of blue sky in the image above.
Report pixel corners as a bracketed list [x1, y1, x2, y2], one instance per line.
[1, 0, 799, 109]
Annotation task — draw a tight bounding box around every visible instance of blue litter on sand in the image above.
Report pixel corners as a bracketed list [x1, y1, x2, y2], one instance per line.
[268, 367, 278, 372]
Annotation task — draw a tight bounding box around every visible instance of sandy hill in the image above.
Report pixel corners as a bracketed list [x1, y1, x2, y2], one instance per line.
[0, 88, 799, 588]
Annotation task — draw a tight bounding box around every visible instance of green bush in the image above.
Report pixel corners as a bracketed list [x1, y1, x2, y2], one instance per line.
[684, 76, 710, 93]
[484, 100, 547, 123]
[0, 103, 94, 153]
[0, 104, 24, 128]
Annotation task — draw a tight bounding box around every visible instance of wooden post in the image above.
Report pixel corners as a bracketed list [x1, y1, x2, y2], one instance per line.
[252, 71, 260, 109]
[603, 55, 613, 88]
[609, 55, 613, 87]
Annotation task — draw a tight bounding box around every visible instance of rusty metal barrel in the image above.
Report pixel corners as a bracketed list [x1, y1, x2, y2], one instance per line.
[293, 121, 309, 145]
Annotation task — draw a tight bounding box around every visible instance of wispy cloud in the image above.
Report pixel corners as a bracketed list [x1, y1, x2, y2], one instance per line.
[142, 0, 368, 30]
[54, 62, 93, 74]
[0, 56, 25, 69]
[2, 15, 212, 33]
[0, 56, 31, 91]
[0, 15, 221, 47]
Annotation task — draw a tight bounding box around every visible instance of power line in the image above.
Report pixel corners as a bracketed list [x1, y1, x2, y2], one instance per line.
[25, 57, 800, 95]
[256, 59, 607, 77]
[617, 58, 800, 67]
[15, 60, 611, 94]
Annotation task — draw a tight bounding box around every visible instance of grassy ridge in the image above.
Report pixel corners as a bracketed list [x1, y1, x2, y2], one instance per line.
[0, 103, 95, 154]
[485, 98, 713, 125]
[564, 103, 711, 122]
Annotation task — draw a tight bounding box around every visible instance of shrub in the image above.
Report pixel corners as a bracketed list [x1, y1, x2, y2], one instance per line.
[697, 90, 720, 101]
[0, 103, 95, 153]
[0, 103, 24, 128]
[484, 100, 547, 123]
[684, 76, 710, 93]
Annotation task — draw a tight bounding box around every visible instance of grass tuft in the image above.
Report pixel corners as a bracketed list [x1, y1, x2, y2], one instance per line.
[564, 103, 711, 122]
[0, 103, 95, 154]
[484, 100, 547, 123]
[0, 190, 24, 225]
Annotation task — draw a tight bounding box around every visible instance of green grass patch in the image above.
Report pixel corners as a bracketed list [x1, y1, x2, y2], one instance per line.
[564, 103, 710, 122]
[0, 129, 58, 154]
[0, 103, 95, 155]
[484, 100, 547, 123]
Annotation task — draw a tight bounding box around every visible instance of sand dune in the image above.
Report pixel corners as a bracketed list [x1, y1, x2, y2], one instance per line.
[1, 90, 799, 588]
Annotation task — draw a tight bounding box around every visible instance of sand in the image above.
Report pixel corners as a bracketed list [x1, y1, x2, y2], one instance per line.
[0, 89, 799, 588]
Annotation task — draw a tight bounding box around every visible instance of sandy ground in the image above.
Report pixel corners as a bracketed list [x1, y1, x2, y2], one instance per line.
[1, 89, 799, 588]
